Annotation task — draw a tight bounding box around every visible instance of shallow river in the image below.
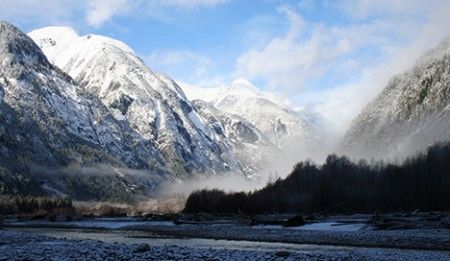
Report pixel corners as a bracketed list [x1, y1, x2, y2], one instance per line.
[5, 218, 366, 253]
[5, 219, 450, 259]
[8, 226, 356, 254]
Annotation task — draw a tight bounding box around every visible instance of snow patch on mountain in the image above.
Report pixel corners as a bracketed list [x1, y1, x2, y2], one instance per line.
[29, 26, 247, 178]
[181, 80, 319, 146]
[0, 21, 170, 193]
[339, 38, 450, 160]
[180, 79, 324, 176]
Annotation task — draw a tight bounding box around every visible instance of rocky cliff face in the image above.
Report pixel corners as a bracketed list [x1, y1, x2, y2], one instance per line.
[339, 38, 450, 160]
[29, 26, 245, 179]
[191, 99, 276, 176]
[213, 80, 317, 150]
[181, 79, 323, 172]
[1, 21, 121, 168]
[0, 21, 179, 197]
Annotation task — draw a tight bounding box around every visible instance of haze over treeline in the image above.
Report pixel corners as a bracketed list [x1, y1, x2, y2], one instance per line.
[184, 142, 450, 214]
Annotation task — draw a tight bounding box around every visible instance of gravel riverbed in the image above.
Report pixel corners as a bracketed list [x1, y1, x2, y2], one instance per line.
[126, 223, 450, 251]
[1, 229, 450, 260]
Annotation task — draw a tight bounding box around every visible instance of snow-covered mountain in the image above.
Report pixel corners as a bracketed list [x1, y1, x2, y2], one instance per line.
[0, 21, 323, 198]
[339, 38, 450, 160]
[180, 79, 322, 165]
[214, 80, 317, 149]
[29, 26, 245, 179]
[0, 21, 153, 168]
[0, 21, 176, 197]
[191, 99, 276, 175]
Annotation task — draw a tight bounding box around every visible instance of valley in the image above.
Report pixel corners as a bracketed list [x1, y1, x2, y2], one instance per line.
[0, 1, 449, 258]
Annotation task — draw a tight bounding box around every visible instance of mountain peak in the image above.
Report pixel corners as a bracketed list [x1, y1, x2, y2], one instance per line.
[230, 78, 256, 88]
[228, 78, 259, 95]
[28, 26, 78, 49]
[29, 26, 135, 56]
[0, 21, 48, 66]
[29, 26, 78, 39]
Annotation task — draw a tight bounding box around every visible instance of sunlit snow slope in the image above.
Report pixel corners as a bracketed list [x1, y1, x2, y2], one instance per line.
[339, 38, 450, 160]
[180, 79, 322, 166]
[29, 26, 249, 179]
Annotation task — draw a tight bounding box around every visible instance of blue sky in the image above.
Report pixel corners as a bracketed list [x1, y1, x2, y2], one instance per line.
[1, 0, 449, 134]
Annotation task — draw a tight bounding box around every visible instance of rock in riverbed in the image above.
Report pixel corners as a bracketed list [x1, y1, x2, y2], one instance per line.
[134, 243, 150, 253]
[285, 215, 305, 227]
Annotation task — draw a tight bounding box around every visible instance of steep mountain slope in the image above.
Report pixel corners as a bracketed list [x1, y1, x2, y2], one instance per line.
[213, 80, 317, 148]
[0, 21, 170, 198]
[29, 27, 243, 178]
[339, 38, 450, 160]
[192, 100, 276, 175]
[181, 79, 321, 164]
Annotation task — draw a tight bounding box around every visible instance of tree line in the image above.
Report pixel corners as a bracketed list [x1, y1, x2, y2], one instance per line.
[184, 142, 450, 214]
[0, 195, 72, 216]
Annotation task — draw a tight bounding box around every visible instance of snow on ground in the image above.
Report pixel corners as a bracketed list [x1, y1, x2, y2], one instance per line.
[125, 222, 450, 251]
[6, 218, 450, 250]
[296, 222, 367, 232]
[1, 229, 449, 260]
[254, 222, 367, 232]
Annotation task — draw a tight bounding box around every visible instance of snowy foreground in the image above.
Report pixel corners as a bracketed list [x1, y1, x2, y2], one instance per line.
[1, 226, 450, 260]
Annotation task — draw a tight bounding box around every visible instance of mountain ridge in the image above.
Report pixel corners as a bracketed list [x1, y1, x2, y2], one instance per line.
[0, 21, 169, 198]
[339, 38, 450, 160]
[29, 25, 251, 178]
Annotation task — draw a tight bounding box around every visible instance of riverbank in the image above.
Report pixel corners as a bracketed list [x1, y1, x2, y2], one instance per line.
[125, 223, 450, 251]
[1, 229, 450, 260]
[4, 213, 450, 251]
[2, 212, 450, 260]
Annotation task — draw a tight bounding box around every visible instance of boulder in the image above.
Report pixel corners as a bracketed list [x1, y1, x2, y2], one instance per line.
[285, 215, 305, 227]
[134, 243, 150, 253]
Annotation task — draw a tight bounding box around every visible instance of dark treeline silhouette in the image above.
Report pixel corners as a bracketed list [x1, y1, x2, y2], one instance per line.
[0, 196, 72, 216]
[184, 142, 450, 214]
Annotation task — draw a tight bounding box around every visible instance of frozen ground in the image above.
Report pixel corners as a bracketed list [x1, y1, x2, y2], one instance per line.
[125, 223, 450, 251]
[254, 221, 366, 232]
[1, 230, 450, 260]
[5, 217, 450, 250]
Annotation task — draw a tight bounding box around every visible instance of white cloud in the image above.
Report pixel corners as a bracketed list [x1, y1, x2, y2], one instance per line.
[235, 1, 450, 145]
[235, 6, 380, 91]
[86, 0, 132, 27]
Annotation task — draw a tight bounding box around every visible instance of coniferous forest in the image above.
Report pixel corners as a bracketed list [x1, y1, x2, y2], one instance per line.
[184, 142, 450, 214]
